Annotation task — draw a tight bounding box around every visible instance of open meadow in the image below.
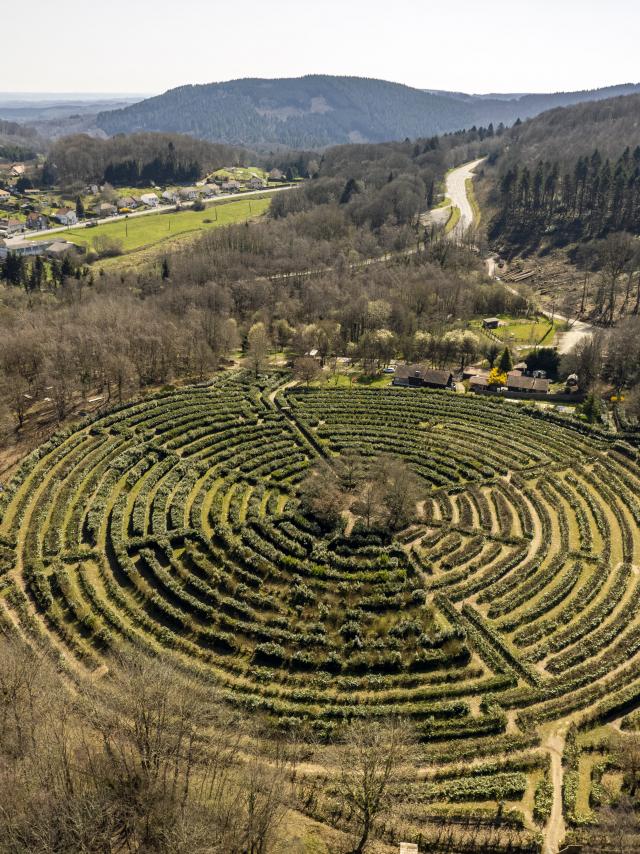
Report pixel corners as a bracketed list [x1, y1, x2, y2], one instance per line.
[34, 196, 271, 256]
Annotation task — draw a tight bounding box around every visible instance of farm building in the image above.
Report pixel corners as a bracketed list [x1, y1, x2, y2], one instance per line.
[248, 177, 266, 189]
[179, 188, 199, 201]
[393, 365, 454, 389]
[507, 375, 550, 394]
[469, 375, 490, 391]
[482, 317, 501, 329]
[161, 190, 178, 202]
[140, 193, 159, 207]
[463, 366, 489, 380]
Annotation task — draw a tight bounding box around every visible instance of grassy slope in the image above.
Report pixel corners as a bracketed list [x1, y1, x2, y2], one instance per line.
[445, 206, 461, 234]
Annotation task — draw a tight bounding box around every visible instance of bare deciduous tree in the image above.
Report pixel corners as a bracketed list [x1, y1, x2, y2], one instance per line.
[331, 717, 417, 854]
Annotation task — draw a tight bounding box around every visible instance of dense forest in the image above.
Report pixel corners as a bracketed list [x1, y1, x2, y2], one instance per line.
[491, 147, 640, 247]
[0, 119, 42, 161]
[41, 133, 255, 188]
[0, 128, 503, 437]
[95, 75, 640, 150]
[487, 93, 640, 250]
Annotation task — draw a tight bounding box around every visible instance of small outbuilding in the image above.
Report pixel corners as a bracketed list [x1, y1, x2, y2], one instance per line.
[482, 317, 501, 329]
[469, 375, 490, 391]
[46, 240, 77, 258]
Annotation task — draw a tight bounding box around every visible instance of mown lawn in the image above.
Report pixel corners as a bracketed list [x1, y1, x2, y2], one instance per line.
[312, 371, 394, 389]
[35, 197, 271, 254]
[494, 318, 559, 346]
[471, 315, 561, 348]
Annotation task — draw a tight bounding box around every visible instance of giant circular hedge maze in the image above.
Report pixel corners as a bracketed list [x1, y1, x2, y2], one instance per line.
[2, 370, 640, 842]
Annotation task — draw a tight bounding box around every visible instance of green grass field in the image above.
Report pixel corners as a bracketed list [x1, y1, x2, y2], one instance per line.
[34, 197, 271, 255]
[471, 314, 561, 348]
[209, 166, 268, 182]
[493, 317, 559, 346]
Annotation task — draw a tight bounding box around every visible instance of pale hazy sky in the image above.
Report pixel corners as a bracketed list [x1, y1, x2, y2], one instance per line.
[5, 0, 640, 95]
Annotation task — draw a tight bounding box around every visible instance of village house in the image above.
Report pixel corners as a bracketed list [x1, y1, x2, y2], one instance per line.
[393, 365, 455, 390]
[248, 176, 266, 190]
[0, 218, 25, 235]
[202, 184, 220, 197]
[116, 196, 137, 211]
[140, 192, 159, 207]
[221, 180, 241, 193]
[0, 236, 49, 259]
[53, 207, 77, 226]
[161, 190, 178, 203]
[26, 212, 48, 230]
[94, 202, 117, 218]
[178, 187, 198, 201]
[10, 163, 26, 177]
[0, 188, 12, 204]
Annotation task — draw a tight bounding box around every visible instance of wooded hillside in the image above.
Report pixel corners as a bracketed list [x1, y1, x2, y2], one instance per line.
[96, 75, 640, 149]
[488, 94, 640, 249]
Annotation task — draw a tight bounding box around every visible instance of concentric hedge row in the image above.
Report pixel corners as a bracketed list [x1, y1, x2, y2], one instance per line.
[3, 373, 640, 848]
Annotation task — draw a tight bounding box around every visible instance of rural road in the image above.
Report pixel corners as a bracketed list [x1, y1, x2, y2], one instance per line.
[26, 184, 296, 241]
[549, 314, 594, 355]
[445, 157, 485, 238]
[457, 176, 596, 355]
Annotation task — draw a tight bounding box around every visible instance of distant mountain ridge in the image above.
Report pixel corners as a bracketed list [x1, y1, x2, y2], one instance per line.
[96, 76, 640, 150]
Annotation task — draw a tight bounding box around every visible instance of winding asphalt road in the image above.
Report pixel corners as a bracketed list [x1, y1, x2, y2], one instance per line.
[445, 157, 485, 237]
[446, 160, 595, 355]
